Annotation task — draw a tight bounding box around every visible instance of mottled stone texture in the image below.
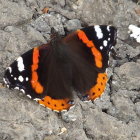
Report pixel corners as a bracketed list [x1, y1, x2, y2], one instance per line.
[0, 0, 140, 140]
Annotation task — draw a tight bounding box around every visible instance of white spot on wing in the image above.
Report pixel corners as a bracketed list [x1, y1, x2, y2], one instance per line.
[100, 46, 103, 50]
[8, 67, 12, 73]
[46, 107, 52, 110]
[53, 110, 59, 113]
[108, 61, 110, 65]
[69, 105, 75, 110]
[14, 77, 17, 80]
[14, 87, 19, 90]
[107, 26, 110, 32]
[108, 38, 110, 41]
[83, 100, 91, 103]
[3, 78, 7, 84]
[17, 57, 25, 72]
[18, 76, 24, 82]
[34, 98, 41, 101]
[103, 40, 108, 47]
[27, 94, 31, 98]
[94, 25, 103, 39]
[111, 46, 114, 49]
[40, 104, 45, 107]
[61, 110, 67, 113]
[20, 89, 25, 93]
[26, 77, 29, 81]
[105, 69, 108, 73]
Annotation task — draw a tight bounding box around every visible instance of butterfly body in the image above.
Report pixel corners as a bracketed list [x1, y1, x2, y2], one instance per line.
[4, 25, 117, 112]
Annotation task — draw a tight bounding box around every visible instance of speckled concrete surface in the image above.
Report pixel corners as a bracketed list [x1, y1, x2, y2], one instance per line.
[0, 0, 140, 140]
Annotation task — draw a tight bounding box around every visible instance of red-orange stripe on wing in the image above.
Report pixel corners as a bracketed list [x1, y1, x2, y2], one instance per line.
[38, 96, 73, 111]
[88, 73, 108, 100]
[77, 30, 102, 68]
[31, 47, 44, 94]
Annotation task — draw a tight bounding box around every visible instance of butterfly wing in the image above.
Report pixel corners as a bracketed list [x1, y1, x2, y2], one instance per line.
[76, 25, 117, 100]
[4, 44, 74, 112]
[78, 25, 117, 71]
[4, 49, 35, 97]
[4, 25, 117, 112]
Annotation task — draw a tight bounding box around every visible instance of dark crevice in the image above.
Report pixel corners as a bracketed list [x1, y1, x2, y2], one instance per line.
[126, 54, 140, 62]
[108, 75, 114, 96]
[129, 92, 140, 104]
[102, 108, 108, 113]
[131, 88, 140, 92]
[83, 127, 94, 140]
[32, 8, 41, 20]
[132, 0, 140, 4]
[133, 97, 140, 104]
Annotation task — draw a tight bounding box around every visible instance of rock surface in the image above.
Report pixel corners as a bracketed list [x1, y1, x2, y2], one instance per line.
[0, 0, 140, 140]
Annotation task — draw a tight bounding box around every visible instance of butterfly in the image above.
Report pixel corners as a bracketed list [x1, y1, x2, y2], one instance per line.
[3, 25, 117, 112]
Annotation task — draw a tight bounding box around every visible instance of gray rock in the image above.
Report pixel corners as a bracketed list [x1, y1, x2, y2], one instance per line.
[25, 26, 47, 45]
[0, 25, 46, 83]
[31, 14, 65, 35]
[70, 0, 117, 24]
[83, 108, 133, 140]
[52, 0, 66, 7]
[0, 1, 33, 28]
[62, 129, 89, 140]
[31, 16, 51, 32]
[114, 62, 140, 90]
[44, 135, 62, 140]
[0, 88, 61, 140]
[116, 40, 140, 60]
[135, 102, 140, 118]
[110, 90, 138, 122]
[24, 0, 39, 9]
[64, 19, 81, 31]
[126, 45, 140, 58]
[0, 0, 140, 140]
[0, 132, 13, 140]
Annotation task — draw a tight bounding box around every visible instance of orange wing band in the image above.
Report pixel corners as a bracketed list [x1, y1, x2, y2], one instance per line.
[88, 73, 108, 100]
[77, 30, 102, 68]
[31, 48, 44, 94]
[38, 96, 73, 111]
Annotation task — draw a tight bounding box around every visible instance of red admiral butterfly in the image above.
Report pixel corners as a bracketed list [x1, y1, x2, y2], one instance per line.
[3, 25, 117, 112]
